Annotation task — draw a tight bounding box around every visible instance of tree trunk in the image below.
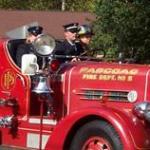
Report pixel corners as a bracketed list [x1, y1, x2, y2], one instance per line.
[61, 0, 65, 11]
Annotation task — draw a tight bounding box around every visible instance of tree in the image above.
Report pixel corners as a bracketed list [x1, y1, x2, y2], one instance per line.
[92, 0, 150, 63]
[65, 0, 94, 12]
[61, 0, 65, 11]
[0, 0, 94, 12]
[0, 0, 55, 10]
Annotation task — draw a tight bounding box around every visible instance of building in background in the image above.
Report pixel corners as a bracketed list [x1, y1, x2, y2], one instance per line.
[0, 10, 95, 39]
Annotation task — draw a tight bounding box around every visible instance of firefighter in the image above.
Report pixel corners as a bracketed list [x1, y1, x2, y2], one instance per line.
[53, 22, 80, 62]
[76, 24, 94, 56]
[77, 25, 105, 59]
[16, 25, 43, 67]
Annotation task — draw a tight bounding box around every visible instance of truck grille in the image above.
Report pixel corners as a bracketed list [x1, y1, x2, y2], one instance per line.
[75, 88, 129, 102]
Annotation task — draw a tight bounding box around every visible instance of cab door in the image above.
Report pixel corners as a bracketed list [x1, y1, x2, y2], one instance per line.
[0, 39, 30, 116]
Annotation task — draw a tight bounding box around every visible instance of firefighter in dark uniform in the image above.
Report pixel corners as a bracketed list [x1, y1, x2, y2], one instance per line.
[16, 25, 43, 67]
[53, 22, 81, 62]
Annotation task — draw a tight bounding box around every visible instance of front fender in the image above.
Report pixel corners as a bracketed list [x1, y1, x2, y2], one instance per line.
[46, 106, 145, 150]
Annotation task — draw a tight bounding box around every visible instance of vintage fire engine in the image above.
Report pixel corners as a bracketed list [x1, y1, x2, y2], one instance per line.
[0, 32, 150, 150]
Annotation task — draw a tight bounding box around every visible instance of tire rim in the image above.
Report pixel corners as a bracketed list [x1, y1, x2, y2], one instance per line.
[82, 136, 112, 150]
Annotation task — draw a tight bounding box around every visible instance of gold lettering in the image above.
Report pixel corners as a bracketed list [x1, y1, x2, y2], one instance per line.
[117, 75, 126, 81]
[79, 67, 89, 73]
[3, 71, 15, 90]
[98, 75, 116, 81]
[87, 68, 96, 74]
[111, 68, 120, 74]
[129, 69, 138, 75]
[95, 68, 104, 74]
[80, 67, 138, 76]
[120, 69, 129, 74]
[82, 74, 97, 80]
[103, 68, 112, 74]
[127, 76, 133, 81]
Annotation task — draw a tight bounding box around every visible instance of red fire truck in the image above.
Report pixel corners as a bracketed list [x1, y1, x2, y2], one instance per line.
[0, 32, 150, 150]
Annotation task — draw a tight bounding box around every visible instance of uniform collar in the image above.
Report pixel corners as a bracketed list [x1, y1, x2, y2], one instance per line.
[67, 39, 75, 46]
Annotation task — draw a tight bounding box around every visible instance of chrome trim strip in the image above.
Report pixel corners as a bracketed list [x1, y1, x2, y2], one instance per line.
[29, 118, 57, 125]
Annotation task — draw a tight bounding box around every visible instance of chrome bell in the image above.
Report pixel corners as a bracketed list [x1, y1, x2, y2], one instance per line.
[32, 75, 53, 94]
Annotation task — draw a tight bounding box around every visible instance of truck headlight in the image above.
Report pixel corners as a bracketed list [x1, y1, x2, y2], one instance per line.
[133, 102, 150, 122]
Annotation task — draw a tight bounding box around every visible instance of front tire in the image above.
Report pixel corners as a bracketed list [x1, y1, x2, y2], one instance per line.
[69, 120, 123, 150]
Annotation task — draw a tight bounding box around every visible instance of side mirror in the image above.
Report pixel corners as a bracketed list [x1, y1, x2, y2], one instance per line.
[21, 54, 39, 75]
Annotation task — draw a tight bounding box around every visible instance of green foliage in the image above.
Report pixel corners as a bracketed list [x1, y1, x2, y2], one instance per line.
[0, 0, 54, 10]
[65, 0, 94, 12]
[92, 0, 150, 63]
[0, 0, 94, 11]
